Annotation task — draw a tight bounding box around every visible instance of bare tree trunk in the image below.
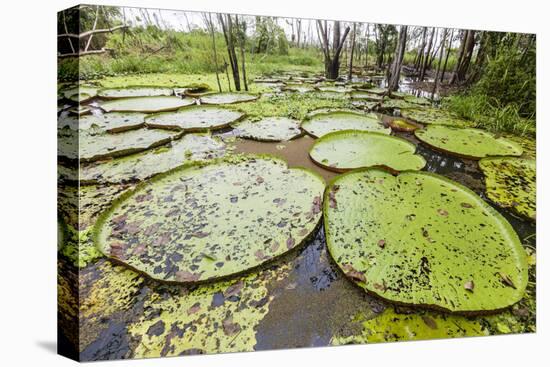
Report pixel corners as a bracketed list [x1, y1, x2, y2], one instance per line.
[440, 29, 454, 82]
[388, 25, 408, 92]
[204, 13, 222, 92]
[218, 14, 241, 91]
[235, 16, 248, 91]
[364, 24, 370, 68]
[432, 28, 448, 99]
[316, 20, 351, 79]
[348, 23, 357, 81]
[451, 30, 476, 84]
[420, 27, 435, 81]
[415, 27, 428, 70]
[223, 59, 232, 92]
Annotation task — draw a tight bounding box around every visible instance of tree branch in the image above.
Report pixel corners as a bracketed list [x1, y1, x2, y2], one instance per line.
[58, 25, 127, 39]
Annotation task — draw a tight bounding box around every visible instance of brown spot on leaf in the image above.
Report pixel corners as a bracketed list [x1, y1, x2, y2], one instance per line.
[224, 281, 244, 298]
[499, 272, 516, 289]
[222, 315, 241, 336]
[175, 271, 200, 283]
[342, 264, 366, 283]
[254, 249, 266, 261]
[422, 316, 438, 329]
[464, 280, 474, 292]
[461, 202, 473, 208]
[286, 237, 295, 249]
[437, 208, 449, 216]
[378, 239, 386, 249]
[187, 302, 201, 315]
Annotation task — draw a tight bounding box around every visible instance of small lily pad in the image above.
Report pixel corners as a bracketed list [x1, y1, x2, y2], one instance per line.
[232, 117, 302, 142]
[145, 105, 244, 131]
[98, 86, 174, 99]
[388, 119, 419, 132]
[302, 111, 390, 138]
[415, 125, 523, 159]
[100, 96, 195, 113]
[59, 112, 146, 133]
[309, 130, 426, 172]
[80, 133, 226, 184]
[324, 168, 528, 313]
[200, 92, 258, 105]
[58, 128, 178, 162]
[95, 155, 325, 283]
[479, 157, 536, 221]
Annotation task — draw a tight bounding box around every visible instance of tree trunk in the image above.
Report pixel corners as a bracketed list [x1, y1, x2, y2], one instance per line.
[432, 28, 448, 99]
[348, 23, 357, 81]
[452, 30, 476, 84]
[235, 16, 248, 91]
[388, 25, 408, 92]
[415, 27, 428, 70]
[420, 27, 435, 81]
[440, 29, 454, 82]
[316, 20, 351, 79]
[218, 14, 241, 91]
[364, 24, 370, 68]
[205, 13, 222, 92]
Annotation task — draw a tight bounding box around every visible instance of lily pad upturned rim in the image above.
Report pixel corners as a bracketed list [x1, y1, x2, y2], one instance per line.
[97, 85, 175, 99]
[414, 125, 524, 160]
[388, 118, 421, 132]
[309, 130, 426, 173]
[99, 96, 196, 113]
[323, 167, 527, 315]
[302, 110, 390, 138]
[199, 92, 260, 105]
[93, 154, 325, 285]
[144, 105, 245, 132]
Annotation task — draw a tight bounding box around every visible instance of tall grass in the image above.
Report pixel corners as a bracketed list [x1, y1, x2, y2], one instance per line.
[443, 94, 535, 137]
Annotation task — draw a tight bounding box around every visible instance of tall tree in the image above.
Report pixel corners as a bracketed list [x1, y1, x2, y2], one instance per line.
[203, 13, 222, 92]
[440, 29, 454, 82]
[451, 29, 476, 84]
[218, 14, 241, 91]
[432, 28, 448, 99]
[364, 24, 370, 68]
[420, 27, 435, 80]
[348, 23, 357, 81]
[235, 15, 248, 91]
[388, 25, 408, 92]
[414, 27, 428, 70]
[316, 20, 351, 79]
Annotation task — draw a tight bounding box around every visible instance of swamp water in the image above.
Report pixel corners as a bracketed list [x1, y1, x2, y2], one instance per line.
[58, 74, 536, 360]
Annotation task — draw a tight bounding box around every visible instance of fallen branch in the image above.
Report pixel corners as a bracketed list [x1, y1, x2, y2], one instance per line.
[57, 48, 111, 58]
[58, 25, 127, 39]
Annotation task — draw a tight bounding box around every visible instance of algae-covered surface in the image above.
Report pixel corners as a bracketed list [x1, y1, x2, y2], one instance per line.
[57, 72, 536, 361]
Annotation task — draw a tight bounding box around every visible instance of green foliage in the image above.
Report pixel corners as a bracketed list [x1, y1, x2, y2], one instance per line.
[443, 94, 535, 136]
[253, 17, 289, 55]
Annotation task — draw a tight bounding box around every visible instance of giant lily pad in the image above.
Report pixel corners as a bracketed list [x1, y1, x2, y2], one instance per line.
[63, 86, 98, 103]
[404, 95, 431, 106]
[302, 111, 390, 138]
[145, 105, 244, 131]
[95, 155, 325, 283]
[349, 91, 384, 102]
[479, 157, 536, 221]
[98, 86, 174, 99]
[415, 126, 523, 159]
[100, 96, 195, 113]
[401, 108, 470, 126]
[310, 131, 426, 172]
[59, 112, 146, 133]
[232, 117, 302, 141]
[200, 92, 258, 105]
[81, 133, 226, 184]
[58, 128, 178, 162]
[324, 168, 528, 313]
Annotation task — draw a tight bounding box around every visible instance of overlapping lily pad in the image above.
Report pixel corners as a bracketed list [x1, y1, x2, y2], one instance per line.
[401, 108, 470, 126]
[100, 96, 195, 113]
[349, 91, 384, 102]
[98, 86, 174, 99]
[81, 133, 226, 184]
[479, 157, 536, 220]
[309, 131, 426, 172]
[324, 168, 528, 313]
[59, 112, 146, 133]
[58, 128, 178, 162]
[232, 117, 302, 141]
[145, 105, 244, 131]
[200, 92, 258, 105]
[63, 86, 98, 103]
[95, 155, 325, 283]
[415, 125, 523, 159]
[302, 110, 390, 138]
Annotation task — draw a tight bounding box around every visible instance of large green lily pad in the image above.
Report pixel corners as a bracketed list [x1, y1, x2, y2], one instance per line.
[63, 86, 98, 103]
[401, 108, 470, 126]
[415, 125, 523, 159]
[479, 157, 536, 221]
[232, 117, 302, 141]
[98, 86, 174, 99]
[100, 96, 195, 113]
[58, 128, 178, 162]
[59, 112, 146, 133]
[145, 105, 244, 131]
[302, 111, 390, 138]
[81, 133, 226, 184]
[324, 168, 528, 313]
[95, 155, 325, 283]
[200, 92, 258, 105]
[310, 131, 426, 172]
